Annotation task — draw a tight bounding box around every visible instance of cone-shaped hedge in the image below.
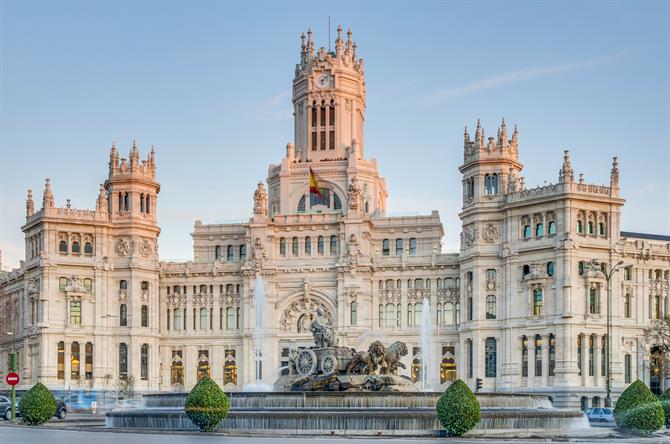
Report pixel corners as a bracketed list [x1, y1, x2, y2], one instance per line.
[184, 376, 229, 432]
[614, 380, 664, 433]
[658, 387, 670, 427]
[18, 383, 57, 426]
[436, 379, 481, 436]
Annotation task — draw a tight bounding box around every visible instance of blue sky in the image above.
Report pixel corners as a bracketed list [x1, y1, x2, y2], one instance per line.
[1, 1, 669, 268]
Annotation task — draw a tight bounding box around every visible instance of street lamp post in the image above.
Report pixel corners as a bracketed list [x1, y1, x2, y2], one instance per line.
[585, 259, 624, 407]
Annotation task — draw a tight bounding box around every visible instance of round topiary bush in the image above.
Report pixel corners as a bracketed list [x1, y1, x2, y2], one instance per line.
[18, 382, 57, 426]
[615, 380, 664, 433]
[184, 376, 229, 432]
[436, 379, 481, 436]
[658, 387, 670, 427]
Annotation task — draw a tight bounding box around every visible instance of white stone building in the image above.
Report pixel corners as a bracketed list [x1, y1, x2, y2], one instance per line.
[1, 27, 668, 408]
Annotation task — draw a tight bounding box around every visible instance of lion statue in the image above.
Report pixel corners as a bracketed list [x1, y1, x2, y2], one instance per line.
[347, 340, 386, 375]
[380, 341, 408, 375]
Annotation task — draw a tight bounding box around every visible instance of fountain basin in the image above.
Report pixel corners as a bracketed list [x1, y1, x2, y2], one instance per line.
[106, 391, 591, 437]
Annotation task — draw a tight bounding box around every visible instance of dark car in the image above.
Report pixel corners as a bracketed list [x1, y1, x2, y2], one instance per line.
[0, 396, 66, 420]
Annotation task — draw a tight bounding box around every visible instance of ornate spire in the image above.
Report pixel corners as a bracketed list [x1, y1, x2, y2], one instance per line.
[307, 28, 314, 56]
[335, 25, 344, 56]
[253, 181, 268, 218]
[42, 179, 54, 208]
[464, 126, 470, 144]
[511, 124, 519, 150]
[26, 189, 34, 217]
[559, 149, 574, 183]
[352, 42, 357, 61]
[500, 117, 507, 146]
[610, 156, 619, 188]
[506, 164, 518, 193]
[346, 28, 353, 55]
[96, 184, 108, 212]
[474, 118, 481, 142]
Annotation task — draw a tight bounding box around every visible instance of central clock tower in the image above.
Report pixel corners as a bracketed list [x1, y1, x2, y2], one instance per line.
[292, 26, 367, 163]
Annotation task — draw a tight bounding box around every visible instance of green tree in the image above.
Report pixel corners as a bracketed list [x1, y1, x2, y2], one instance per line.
[436, 379, 481, 436]
[184, 377, 230, 432]
[18, 383, 57, 426]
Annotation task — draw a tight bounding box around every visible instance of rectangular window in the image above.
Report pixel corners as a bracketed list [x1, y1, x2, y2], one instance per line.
[485, 337, 497, 378]
[395, 239, 403, 256]
[141, 344, 149, 381]
[535, 337, 542, 377]
[329, 130, 335, 149]
[409, 238, 416, 256]
[589, 288, 598, 314]
[467, 340, 473, 379]
[70, 299, 81, 325]
[624, 354, 632, 384]
[521, 338, 528, 377]
[57, 341, 65, 380]
[320, 131, 326, 150]
[350, 301, 357, 326]
[382, 239, 390, 256]
[549, 335, 556, 377]
[311, 131, 317, 150]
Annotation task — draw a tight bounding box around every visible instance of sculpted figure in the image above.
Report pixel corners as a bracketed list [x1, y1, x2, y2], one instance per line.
[380, 341, 408, 375]
[347, 341, 386, 375]
[310, 307, 337, 348]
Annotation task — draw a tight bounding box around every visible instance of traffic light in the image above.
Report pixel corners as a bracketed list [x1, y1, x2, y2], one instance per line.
[475, 378, 482, 392]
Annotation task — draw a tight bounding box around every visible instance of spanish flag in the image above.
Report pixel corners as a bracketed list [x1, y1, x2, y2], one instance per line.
[309, 167, 323, 199]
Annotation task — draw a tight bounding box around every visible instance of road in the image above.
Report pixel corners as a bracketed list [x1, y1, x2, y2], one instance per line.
[0, 427, 668, 444]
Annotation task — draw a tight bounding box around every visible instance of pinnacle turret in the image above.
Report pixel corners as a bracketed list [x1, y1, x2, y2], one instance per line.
[26, 189, 34, 217]
[558, 150, 574, 183]
[42, 179, 54, 208]
[610, 156, 620, 188]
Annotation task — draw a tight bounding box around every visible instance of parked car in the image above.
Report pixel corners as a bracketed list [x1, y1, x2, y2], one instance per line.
[585, 407, 614, 422]
[0, 396, 66, 420]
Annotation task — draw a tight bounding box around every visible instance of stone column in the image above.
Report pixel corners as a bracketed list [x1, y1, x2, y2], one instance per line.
[593, 333, 600, 387]
[528, 337, 536, 387]
[581, 333, 589, 387]
[541, 333, 550, 387]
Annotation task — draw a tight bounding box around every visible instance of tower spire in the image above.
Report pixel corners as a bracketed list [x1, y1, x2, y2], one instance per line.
[559, 149, 574, 183]
[307, 28, 314, 56]
[610, 156, 620, 188]
[42, 178, 54, 208]
[26, 189, 34, 217]
[500, 117, 507, 147]
[335, 25, 344, 57]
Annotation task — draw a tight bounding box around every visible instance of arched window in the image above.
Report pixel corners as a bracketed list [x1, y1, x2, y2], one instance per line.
[72, 241, 80, 253]
[440, 346, 456, 384]
[486, 295, 496, 319]
[171, 351, 184, 385]
[577, 220, 584, 234]
[239, 245, 246, 261]
[227, 245, 234, 261]
[140, 194, 145, 213]
[146, 195, 151, 214]
[57, 341, 65, 379]
[226, 307, 235, 330]
[174, 308, 183, 331]
[484, 174, 498, 195]
[200, 307, 208, 330]
[521, 336, 528, 377]
[119, 343, 128, 376]
[330, 235, 338, 255]
[409, 237, 416, 256]
[215, 245, 222, 260]
[279, 238, 286, 256]
[467, 297, 473, 321]
[589, 288, 599, 314]
[84, 278, 93, 292]
[224, 350, 238, 385]
[197, 350, 210, 380]
[533, 288, 543, 315]
[653, 295, 661, 319]
[59, 276, 68, 290]
[320, 100, 326, 127]
[523, 264, 530, 277]
[305, 237, 312, 255]
[598, 222, 606, 236]
[486, 269, 496, 282]
[120, 304, 128, 326]
[291, 237, 298, 256]
[140, 344, 149, 380]
[547, 220, 557, 235]
[445, 302, 454, 325]
[547, 261, 555, 277]
[588, 221, 594, 235]
[436, 302, 443, 325]
[395, 239, 403, 256]
[173, 285, 181, 294]
[624, 293, 632, 318]
[382, 239, 390, 256]
[578, 261, 585, 276]
[85, 342, 93, 379]
[141, 304, 149, 327]
[535, 223, 544, 237]
[386, 303, 396, 327]
[118, 192, 123, 211]
[485, 337, 497, 377]
[407, 303, 414, 327]
[523, 225, 531, 239]
[414, 302, 422, 327]
[378, 304, 384, 327]
[350, 301, 357, 326]
[71, 342, 80, 380]
[455, 302, 461, 324]
[333, 193, 342, 210]
[70, 298, 81, 325]
[59, 240, 68, 253]
[84, 242, 93, 254]
[123, 192, 129, 211]
[297, 195, 306, 213]
[317, 236, 324, 255]
[588, 335, 594, 376]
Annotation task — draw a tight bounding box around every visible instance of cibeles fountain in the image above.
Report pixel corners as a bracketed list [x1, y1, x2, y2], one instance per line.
[106, 306, 595, 437]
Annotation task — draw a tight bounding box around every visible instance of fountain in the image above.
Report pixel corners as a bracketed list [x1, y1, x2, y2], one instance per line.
[420, 298, 437, 391]
[106, 305, 597, 437]
[242, 275, 272, 392]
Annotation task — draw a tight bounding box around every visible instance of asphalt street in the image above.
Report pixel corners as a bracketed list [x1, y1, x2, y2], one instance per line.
[1, 427, 669, 444]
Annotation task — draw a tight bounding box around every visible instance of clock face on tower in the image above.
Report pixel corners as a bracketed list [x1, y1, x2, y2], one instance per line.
[316, 74, 330, 89]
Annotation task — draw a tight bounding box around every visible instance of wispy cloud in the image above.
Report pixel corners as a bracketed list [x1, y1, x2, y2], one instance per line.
[259, 91, 292, 120]
[423, 53, 625, 104]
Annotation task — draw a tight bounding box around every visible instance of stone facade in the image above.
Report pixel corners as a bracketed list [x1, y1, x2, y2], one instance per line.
[1, 27, 669, 408]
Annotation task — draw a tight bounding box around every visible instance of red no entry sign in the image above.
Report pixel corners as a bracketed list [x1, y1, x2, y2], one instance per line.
[5, 372, 19, 386]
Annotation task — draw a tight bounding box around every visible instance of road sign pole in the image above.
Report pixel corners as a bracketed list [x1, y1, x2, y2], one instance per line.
[10, 352, 16, 423]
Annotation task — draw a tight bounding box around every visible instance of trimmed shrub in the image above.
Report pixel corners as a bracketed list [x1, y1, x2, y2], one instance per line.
[436, 379, 481, 436]
[658, 388, 670, 427]
[184, 376, 229, 432]
[615, 380, 664, 433]
[18, 383, 57, 426]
